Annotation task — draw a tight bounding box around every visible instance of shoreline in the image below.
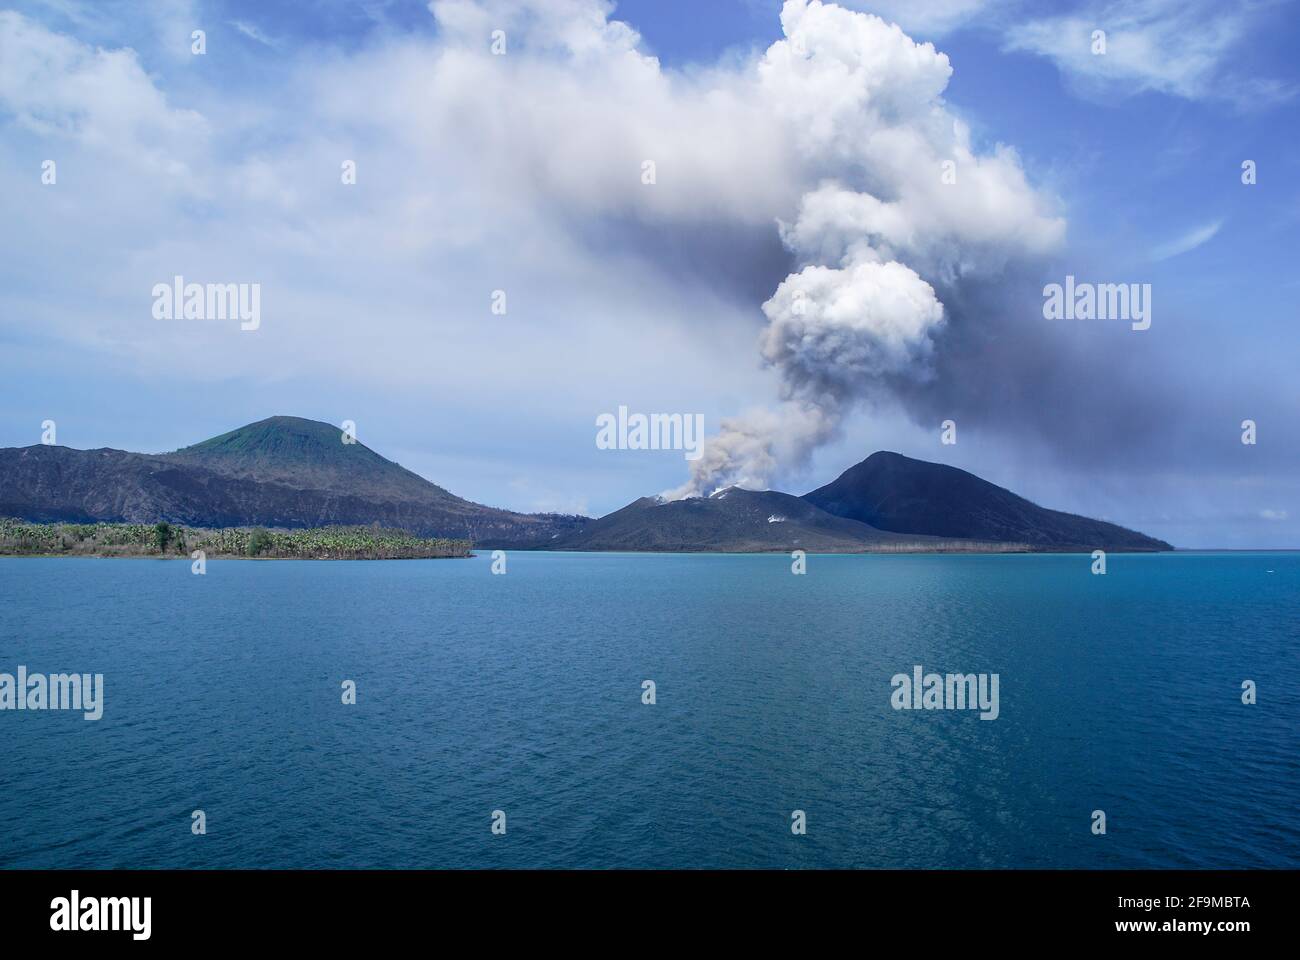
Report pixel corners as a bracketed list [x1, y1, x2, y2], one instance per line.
[0, 552, 476, 560]
[0, 518, 473, 561]
[6, 547, 1272, 560]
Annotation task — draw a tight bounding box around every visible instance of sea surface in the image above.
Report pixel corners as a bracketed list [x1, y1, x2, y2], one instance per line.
[1, 551, 1296, 869]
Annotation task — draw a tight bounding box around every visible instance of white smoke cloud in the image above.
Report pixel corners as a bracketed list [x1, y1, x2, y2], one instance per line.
[761, 260, 946, 391]
[663, 403, 837, 500]
[667, 260, 944, 499]
[781, 164, 1064, 283]
[663, 0, 1063, 499]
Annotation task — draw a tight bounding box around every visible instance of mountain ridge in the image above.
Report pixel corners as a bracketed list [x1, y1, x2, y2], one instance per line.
[0, 417, 1173, 552]
[549, 487, 1024, 553]
[803, 450, 1171, 551]
[0, 417, 585, 547]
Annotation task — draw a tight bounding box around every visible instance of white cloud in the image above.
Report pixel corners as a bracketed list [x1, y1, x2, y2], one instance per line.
[228, 20, 277, 48]
[837, 0, 1003, 36]
[0, 11, 207, 174]
[1004, 0, 1293, 106]
[1150, 219, 1223, 261]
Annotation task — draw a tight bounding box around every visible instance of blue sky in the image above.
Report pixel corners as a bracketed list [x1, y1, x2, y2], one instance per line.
[2, 0, 1297, 546]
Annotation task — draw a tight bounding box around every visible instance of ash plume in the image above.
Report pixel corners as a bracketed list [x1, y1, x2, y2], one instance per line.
[663, 0, 1064, 499]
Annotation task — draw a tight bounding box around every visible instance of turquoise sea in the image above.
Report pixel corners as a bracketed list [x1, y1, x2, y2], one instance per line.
[0, 551, 1296, 868]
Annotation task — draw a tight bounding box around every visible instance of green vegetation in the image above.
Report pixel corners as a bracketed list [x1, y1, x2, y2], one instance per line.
[246, 527, 273, 557]
[0, 518, 472, 560]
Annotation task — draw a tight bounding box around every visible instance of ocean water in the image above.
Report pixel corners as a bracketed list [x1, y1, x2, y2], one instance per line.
[0, 551, 1296, 870]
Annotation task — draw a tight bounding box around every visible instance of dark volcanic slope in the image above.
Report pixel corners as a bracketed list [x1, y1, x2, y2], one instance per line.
[551, 487, 963, 553]
[804, 451, 1171, 551]
[0, 417, 583, 546]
